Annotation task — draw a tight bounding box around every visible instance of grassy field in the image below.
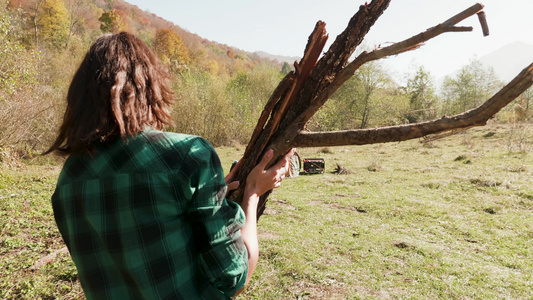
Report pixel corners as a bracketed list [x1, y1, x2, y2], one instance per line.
[2, 122, 533, 299]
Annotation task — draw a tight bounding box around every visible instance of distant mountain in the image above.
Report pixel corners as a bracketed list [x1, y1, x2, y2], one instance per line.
[480, 41, 533, 82]
[254, 51, 300, 65]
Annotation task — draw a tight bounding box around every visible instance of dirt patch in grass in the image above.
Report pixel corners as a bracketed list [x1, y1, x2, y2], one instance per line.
[470, 178, 502, 187]
[329, 202, 367, 213]
[287, 279, 350, 300]
[307, 200, 323, 206]
[334, 193, 362, 198]
[263, 199, 296, 215]
[271, 199, 296, 209]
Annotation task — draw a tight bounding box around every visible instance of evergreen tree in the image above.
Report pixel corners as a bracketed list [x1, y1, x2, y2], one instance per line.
[281, 62, 291, 75]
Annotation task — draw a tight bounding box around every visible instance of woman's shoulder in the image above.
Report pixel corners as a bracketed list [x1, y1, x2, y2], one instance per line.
[140, 129, 216, 159]
[141, 129, 211, 148]
[136, 130, 221, 174]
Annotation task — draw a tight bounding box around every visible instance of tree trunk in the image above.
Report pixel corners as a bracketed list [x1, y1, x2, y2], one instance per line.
[33, 16, 38, 48]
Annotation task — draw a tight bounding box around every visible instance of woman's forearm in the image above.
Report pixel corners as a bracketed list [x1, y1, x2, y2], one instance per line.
[233, 148, 294, 296]
[235, 190, 259, 296]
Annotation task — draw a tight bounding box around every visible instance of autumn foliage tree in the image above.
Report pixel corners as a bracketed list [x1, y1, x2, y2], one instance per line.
[38, 0, 69, 48]
[0, 4, 39, 99]
[6, 0, 27, 10]
[99, 8, 126, 33]
[0, 2, 58, 150]
[153, 28, 190, 69]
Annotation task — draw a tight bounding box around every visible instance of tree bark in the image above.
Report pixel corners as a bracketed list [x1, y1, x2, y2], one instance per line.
[229, 0, 392, 216]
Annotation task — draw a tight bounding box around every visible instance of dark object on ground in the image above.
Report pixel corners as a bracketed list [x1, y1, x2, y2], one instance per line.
[304, 158, 325, 174]
[333, 163, 351, 175]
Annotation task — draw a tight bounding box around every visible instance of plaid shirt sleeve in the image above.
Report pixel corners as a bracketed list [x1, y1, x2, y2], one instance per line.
[52, 131, 248, 300]
[185, 137, 249, 297]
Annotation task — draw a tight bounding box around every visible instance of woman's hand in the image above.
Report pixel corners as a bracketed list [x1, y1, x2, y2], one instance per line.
[224, 160, 242, 195]
[245, 148, 296, 197]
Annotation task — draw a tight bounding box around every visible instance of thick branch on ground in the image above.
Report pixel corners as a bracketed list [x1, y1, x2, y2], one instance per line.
[28, 247, 69, 271]
[292, 63, 533, 147]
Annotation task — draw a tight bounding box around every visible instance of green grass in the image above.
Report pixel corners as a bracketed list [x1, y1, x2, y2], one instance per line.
[2, 123, 533, 299]
[0, 164, 82, 299]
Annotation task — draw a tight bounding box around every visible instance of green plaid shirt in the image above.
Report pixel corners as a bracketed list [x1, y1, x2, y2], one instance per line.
[52, 130, 248, 299]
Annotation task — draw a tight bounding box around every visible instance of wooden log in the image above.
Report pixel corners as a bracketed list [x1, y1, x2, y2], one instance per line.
[229, 0, 392, 217]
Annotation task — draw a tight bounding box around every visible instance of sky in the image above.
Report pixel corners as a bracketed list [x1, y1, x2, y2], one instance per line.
[125, 0, 533, 82]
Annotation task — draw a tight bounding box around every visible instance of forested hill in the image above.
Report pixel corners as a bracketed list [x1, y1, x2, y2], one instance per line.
[1, 0, 292, 154]
[5, 0, 284, 72]
[1, 0, 531, 158]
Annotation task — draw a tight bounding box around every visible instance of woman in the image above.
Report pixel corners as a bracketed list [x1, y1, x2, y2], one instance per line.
[46, 32, 294, 299]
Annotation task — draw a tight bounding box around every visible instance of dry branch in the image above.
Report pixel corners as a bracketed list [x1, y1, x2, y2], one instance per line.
[28, 247, 69, 271]
[477, 11, 489, 36]
[229, 0, 533, 219]
[230, 0, 392, 216]
[305, 3, 486, 122]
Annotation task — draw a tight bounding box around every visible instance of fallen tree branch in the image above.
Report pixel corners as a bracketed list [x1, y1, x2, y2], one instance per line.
[230, 0, 392, 216]
[28, 247, 69, 271]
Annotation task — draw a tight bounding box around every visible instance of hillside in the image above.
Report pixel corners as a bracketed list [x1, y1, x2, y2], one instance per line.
[254, 51, 301, 65]
[6, 0, 283, 73]
[480, 41, 533, 82]
[117, 0, 285, 71]
[1, 0, 293, 149]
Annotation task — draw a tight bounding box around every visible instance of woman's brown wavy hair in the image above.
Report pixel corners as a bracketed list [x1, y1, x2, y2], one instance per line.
[45, 32, 174, 155]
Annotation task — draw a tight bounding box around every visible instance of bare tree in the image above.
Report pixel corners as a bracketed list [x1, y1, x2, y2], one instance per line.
[228, 1, 533, 219]
[64, 0, 86, 48]
[27, 0, 45, 48]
